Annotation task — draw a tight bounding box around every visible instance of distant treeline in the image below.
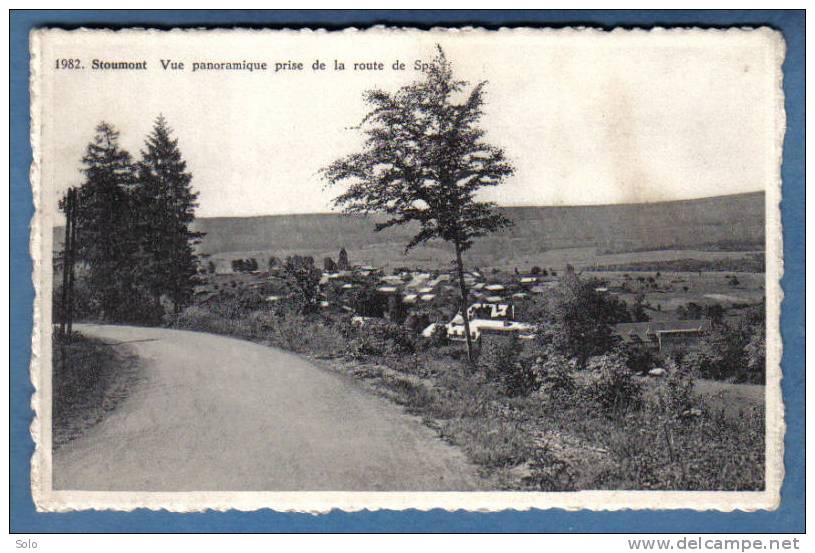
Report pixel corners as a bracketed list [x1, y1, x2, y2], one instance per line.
[597, 240, 764, 256]
[591, 254, 765, 274]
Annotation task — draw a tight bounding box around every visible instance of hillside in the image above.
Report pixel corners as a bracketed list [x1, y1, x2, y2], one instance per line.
[190, 192, 765, 270]
[53, 192, 765, 270]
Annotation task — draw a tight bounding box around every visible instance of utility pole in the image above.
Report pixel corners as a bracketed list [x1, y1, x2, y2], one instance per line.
[59, 190, 71, 338]
[59, 188, 76, 373]
[66, 188, 77, 340]
[59, 187, 78, 343]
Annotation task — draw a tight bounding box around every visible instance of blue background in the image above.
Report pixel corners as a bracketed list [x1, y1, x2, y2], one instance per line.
[9, 10, 805, 533]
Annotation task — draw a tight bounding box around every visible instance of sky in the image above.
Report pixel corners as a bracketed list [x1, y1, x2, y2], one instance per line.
[37, 28, 784, 218]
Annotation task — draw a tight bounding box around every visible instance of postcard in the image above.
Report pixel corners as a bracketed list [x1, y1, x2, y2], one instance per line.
[29, 26, 784, 512]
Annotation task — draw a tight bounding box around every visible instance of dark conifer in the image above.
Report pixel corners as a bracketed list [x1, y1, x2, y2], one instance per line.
[71, 122, 139, 320]
[135, 115, 203, 312]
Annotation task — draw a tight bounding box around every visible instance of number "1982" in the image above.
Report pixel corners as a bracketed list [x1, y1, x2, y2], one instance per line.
[55, 58, 82, 70]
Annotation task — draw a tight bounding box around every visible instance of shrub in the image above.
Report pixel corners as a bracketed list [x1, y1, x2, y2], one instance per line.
[403, 311, 431, 335]
[624, 341, 659, 374]
[235, 288, 266, 312]
[537, 269, 621, 366]
[744, 323, 766, 384]
[683, 320, 754, 382]
[479, 335, 520, 381]
[54, 277, 165, 325]
[657, 360, 696, 419]
[535, 350, 576, 396]
[52, 279, 98, 323]
[346, 319, 416, 359]
[419, 322, 449, 349]
[479, 335, 540, 397]
[502, 357, 540, 397]
[166, 305, 216, 329]
[586, 352, 643, 413]
[349, 284, 388, 317]
[283, 256, 322, 314]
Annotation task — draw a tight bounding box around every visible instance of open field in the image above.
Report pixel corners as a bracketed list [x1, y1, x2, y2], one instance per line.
[581, 271, 765, 321]
[171, 192, 765, 271]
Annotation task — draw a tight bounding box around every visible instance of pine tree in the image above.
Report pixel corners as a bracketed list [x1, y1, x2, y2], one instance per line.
[71, 122, 139, 320]
[337, 247, 350, 271]
[135, 115, 203, 312]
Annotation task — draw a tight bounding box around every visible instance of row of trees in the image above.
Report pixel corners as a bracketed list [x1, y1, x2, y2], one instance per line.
[58, 116, 201, 323]
[232, 258, 259, 273]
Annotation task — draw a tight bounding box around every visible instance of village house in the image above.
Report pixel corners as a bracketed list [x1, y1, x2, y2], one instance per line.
[613, 320, 712, 355]
[422, 301, 535, 343]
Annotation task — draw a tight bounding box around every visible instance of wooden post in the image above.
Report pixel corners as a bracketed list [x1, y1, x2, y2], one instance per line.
[59, 189, 72, 338]
[66, 188, 77, 340]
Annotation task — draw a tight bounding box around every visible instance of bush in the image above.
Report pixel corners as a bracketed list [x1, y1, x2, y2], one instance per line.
[624, 342, 659, 374]
[535, 269, 621, 366]
[657, 360, 696, 419]
[419, 322, 449, 349]
[54, 278, 165, 326]
[683, 307, 765, 383]
[479, 335, 520, 380]
[535, 350, 576, 396]
[346, 319, 416, 359]
[586, 352, 643, 413]
[744, 322, 766, 384]
[479, 335, 540, 397]
[349, 284, 388, 317]
[502, 358, 540, 397]
[53, 280, 96, 323]
[683, 322, 746, 382]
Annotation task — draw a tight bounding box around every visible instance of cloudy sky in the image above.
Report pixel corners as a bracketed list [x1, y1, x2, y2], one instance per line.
[37, 27, 784, 218]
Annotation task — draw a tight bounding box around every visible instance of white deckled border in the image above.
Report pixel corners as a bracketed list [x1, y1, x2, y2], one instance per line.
[29, 25, 787, 514]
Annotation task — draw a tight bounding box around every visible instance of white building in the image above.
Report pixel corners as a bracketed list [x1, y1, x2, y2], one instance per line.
[422, 303, 534, 342]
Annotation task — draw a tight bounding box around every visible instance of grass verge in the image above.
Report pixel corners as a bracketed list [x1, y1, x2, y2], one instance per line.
[52, 331, 143, 450]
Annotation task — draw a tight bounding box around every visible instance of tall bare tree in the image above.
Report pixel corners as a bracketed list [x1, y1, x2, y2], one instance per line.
[323, 46, 514, 364]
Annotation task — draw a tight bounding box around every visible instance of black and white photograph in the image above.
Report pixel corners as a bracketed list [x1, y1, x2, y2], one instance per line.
[29, 27, 784, 512]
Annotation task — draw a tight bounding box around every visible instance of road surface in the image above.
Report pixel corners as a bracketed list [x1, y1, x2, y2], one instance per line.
[54, 324, 484, 491]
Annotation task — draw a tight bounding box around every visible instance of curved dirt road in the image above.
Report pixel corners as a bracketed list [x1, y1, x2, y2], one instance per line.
[54, 324, 484, 491]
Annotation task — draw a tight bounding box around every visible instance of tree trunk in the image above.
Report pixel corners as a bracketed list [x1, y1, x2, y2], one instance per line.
[454, 241, 475, 367]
